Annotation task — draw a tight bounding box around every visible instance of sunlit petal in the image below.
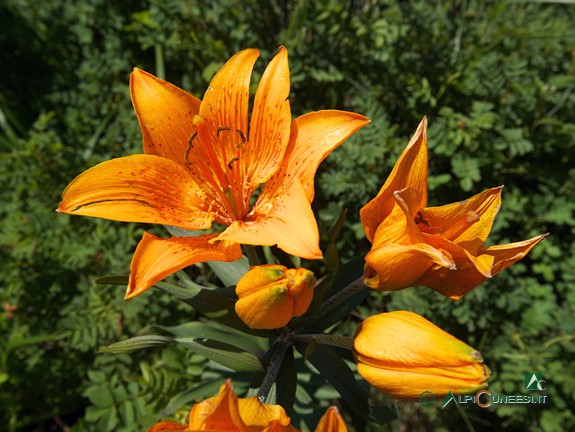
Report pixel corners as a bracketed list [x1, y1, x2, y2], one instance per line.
[263, 110, 370, 202]
[189, 380, 246, 431]
[245, 46, 291, 190]
[360, 117, 428, 242]
[126, 233, 242, 299]
[421, 187, 502, 254]
[364, 243, 455, 291]
[130, 68, 201, 164]
[57, 155, 217, 229]
[483, 233, 549, 275]
[217, 182, 322, 259]
[237, 397, 293, 430]
[419, 233, 494, 299]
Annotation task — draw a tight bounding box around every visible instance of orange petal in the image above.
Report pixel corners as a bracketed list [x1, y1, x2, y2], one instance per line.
[217, 181, 322, 260]
[57, 155, 217, 229]
[264, 110, 370, 202]
[189, 380, 247, 431]
[146, 421, 188, 432]
[354, 311, 484, 367]
[244, 46, 292, 188]
[237, 397, 293, 430]
[126, 233, 242, 299]
[130, 68, 201, 164]
[193, 49, 259, 185]
[419, 232, 495, 299]
[360, 117, 428, 242]
[235, 282, 294, 330]
[314, 407, 349, 432]
[421, 187, 503, 254]
[364, 243, 455, 291]
[356, 362, 489, 400]
[483, 233, 549, 276]
[371, 187, 425, 247]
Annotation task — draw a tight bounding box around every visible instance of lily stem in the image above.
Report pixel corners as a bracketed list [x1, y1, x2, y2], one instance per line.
[299, 276, 367, 328]
[244, 245, 261, 266]
[257, 339, 290, 402]
[293, 333, 354, 351]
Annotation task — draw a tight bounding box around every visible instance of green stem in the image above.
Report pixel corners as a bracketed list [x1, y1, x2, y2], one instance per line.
[293, 333, 354, 351]
[257, 339, 290, 402]
[299, 276, 366, 328]
[244, 245, 261, 266]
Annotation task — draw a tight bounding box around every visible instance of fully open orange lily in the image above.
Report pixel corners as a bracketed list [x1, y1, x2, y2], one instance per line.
[360, 117, 547, 299]
[58, 47, 369, 299]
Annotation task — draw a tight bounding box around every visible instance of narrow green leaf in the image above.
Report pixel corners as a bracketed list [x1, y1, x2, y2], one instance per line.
[156, 282, 274, 338]
[159, 379, 224, 418]
[98, 335, 172, 353]
[175, 337, 262, 372]
[7, 331, 70, 351]
[155, 321, 268, 355]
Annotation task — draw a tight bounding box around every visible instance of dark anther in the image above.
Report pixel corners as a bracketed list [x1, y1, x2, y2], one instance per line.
[236, 129, 246, 148]
[217, 126, 231, 136]
[185, 131, 198, 165]
[414, 211, 431, 226]
[227, 157, 240, 170]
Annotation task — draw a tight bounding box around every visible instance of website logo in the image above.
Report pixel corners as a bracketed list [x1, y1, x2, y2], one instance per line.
[525, 373, 546, 391]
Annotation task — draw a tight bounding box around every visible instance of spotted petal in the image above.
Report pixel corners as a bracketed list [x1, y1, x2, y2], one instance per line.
[126, 233, 242, 299]
[264, 110, 370, 202]
[217, 181, 322, 259]
[58, 154, 217, 228]
[130, 68, 201, 164]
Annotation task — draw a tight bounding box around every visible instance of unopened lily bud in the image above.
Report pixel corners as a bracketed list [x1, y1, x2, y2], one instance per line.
[353, 310, 490, 400]
[235, 265, 315, 329]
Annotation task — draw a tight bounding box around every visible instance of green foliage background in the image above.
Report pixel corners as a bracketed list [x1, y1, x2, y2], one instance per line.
[1, 0, 573, 431]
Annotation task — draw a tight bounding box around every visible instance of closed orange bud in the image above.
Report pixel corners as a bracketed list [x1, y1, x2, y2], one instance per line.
[235, 265, 315, 329]
[353, 311, 490, 400]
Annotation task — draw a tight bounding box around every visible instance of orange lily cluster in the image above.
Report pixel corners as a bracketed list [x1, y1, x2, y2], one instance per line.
[57, 47, 368, 299]
[147, 380, 348, 432]
[360, 117, 547, 300]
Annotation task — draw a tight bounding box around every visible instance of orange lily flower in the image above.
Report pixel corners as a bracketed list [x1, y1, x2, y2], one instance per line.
[353, 311, 490, 400]
[235, 265, 315, 329]
[360, 117, 547, 299]
[57, 47, 369, 299]
[147, 380, 299, 432]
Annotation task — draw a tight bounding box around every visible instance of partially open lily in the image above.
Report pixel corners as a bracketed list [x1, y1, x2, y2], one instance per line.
[58, 47, 369, 299]
[360, 117, 547, 299]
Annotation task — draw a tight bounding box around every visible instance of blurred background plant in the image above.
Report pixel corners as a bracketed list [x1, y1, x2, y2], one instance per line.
[0, 0, 573, 431]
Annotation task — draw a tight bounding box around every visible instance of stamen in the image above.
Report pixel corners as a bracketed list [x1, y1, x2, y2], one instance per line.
[414, 211, 431, 226]
[227, 157, 239, 170]
[236, 129, 246, 148]
[217, 126, 231, 136]
[184, 131, 198, 165]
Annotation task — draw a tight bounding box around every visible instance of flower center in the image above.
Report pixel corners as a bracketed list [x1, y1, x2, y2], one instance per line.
[183, 115, 250, 224]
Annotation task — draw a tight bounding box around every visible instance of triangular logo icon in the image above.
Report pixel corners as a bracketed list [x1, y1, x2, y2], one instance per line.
[526, 373, 543, 390]
[442, 391, 456, 409]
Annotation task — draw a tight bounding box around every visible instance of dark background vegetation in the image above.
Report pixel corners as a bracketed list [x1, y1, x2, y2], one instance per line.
[1, 0, 573, 431]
